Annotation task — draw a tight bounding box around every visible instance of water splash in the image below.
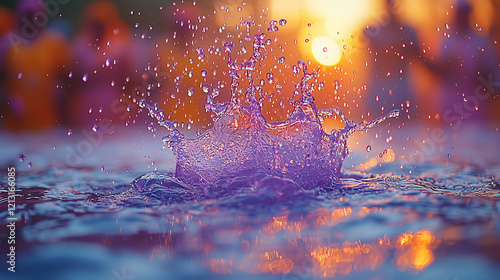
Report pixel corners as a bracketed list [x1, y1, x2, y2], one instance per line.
[138, 29, 400, 189]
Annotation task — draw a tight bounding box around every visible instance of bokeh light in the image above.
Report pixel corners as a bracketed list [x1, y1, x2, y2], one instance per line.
[311, 36, 341, 66]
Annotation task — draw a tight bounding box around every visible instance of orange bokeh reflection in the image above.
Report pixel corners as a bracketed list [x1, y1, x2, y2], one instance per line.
[259, 251, 294, 274]
[356, 148, 396, 171]
[313, 207, 352, 227]
[311, 241, 389, 277]
[394, 230, 440, 272]
[143, 209, 443, 278]
[262, 215, 307, 234]
[198, 208, 441, 277]
[206, 229, 440, 277]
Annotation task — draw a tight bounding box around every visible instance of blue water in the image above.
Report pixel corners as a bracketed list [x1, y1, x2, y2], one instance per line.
[1, 124, 499, 280]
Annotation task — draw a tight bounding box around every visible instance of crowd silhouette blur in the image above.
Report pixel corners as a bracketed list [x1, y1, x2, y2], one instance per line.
[0, 0, 498, 132]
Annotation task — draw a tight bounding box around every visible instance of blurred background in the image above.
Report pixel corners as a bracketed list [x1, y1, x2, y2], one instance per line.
[1, 0, 499, 133]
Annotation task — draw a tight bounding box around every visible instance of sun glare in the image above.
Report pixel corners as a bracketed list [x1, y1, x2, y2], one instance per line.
[312, 36, 342, 66]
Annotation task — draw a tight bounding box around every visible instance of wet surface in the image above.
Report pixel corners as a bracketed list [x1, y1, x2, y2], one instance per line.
[1, 126, 499, 280]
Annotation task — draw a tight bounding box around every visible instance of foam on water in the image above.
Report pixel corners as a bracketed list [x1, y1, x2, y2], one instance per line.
[138, 30, 400, 190]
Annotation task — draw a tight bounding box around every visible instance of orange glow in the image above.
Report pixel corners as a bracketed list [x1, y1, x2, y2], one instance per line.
[470, 0, 495, 36]
[357, 158, 378, 171]
[262, 215, 288, 234]
[312, 36, 342, 66]
[260, 251, 294, 274]
[262, 215, 307, 234]
[359, 207, 382, 217]
[270, 0, 301, 28]
[311, 241, 389, 277]
[199, 213, 439, 278]
[322, 0, 375, 40]
[313, 207, 352, 227]
[267, 259, 294, 274]
[214, 0, 254, 28]
[356, 148, 396, 171]
[382, 148, 396, 163]
[394, 230, 440, 272]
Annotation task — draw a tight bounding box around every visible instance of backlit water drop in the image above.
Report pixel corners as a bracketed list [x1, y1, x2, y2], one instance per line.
[139, 29, 400, 189]
[18, 153, 26, 162]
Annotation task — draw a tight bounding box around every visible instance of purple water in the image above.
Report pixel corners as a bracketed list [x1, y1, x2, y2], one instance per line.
[139, 32, 399, 189]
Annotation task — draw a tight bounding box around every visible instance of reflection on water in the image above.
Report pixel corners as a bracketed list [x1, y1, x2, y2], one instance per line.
[200, 208, 440, 278]
[394, 230, 438, 272]
[0, 130, 499, 280]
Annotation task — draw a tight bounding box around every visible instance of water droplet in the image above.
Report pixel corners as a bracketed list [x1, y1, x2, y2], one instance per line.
[266, 72, 274, 84]
[201, 69, 208, 77]
[188, 87, 195, 96]
[148, 123, 156, 132]
[383, 149, 387, 155]
[279, 19, 287, 26]
[445, 23, 450, 30]
[92, 124, 99, 132]
[366, 145, 372, 152]
[17, 73, 23, 79]
[323, 47, 328, 52]
[18, 153, 26, 163]
[202, 84, 210, 93]
[67, 129, 72, 136]
[100, 166, 104, 172]
[27, 162, 32, 168]
[68, 72, 73, 78]
[138, 99, 146, 108]
[211, 88, 220, 98]
[82, 73, 88, 82]
[379, 153, 383, 158]
[267, 26, 279, 32]
[134, 22, 403, 188]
